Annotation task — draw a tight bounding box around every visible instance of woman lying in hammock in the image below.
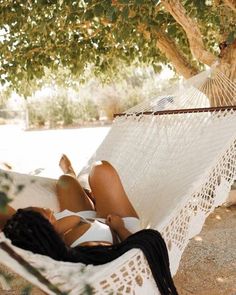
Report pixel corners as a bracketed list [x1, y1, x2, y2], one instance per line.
[1, 155, 178, 295]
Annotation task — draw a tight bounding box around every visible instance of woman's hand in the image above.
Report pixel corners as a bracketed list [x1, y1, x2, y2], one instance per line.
[106, 214, 132, 241]
[106, 214, 124, 232]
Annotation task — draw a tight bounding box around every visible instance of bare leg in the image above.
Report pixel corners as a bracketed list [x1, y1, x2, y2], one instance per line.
[59, 154, 96, 205]
[89, 161, 139, 218]
[56, 155, 95, 212]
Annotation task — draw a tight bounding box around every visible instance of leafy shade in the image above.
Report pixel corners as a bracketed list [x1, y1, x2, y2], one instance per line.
[0, 171, 26, 212]
[0, 172, 12, 212]
[0, 0, 235, 92]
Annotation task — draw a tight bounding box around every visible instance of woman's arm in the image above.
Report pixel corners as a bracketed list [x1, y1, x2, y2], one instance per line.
[54, 215, 81, 235]
[106, 214, 132, 241]
[114, 226, 132, 241]
[0, 205, 16, 231]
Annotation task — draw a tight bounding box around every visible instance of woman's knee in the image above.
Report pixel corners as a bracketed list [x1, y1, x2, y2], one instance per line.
[57, 174, 78, 190]
[89, 161, 117, 186]
[90, 161, 115, 177]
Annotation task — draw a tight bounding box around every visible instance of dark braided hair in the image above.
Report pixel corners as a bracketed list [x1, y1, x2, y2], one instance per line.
[3, 209, 68, 261]
[3, 209, 178, 295]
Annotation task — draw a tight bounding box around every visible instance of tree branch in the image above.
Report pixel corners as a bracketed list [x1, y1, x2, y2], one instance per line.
[217, 39, 236, 82]
[223, 0, 236, 13]
[154, 30, 199, 78]
[161, 0, 217, 66]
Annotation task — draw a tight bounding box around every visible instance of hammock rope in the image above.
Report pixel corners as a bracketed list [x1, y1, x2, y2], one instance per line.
[0, 67, 235, 294]
[123, 67, 235, 115]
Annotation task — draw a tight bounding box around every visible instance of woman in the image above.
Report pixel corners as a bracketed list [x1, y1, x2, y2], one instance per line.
[1, 155, 141, 246]
[1, 155, 178, 294]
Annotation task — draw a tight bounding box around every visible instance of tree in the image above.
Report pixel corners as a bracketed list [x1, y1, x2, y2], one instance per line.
[0, 0, 235, 104]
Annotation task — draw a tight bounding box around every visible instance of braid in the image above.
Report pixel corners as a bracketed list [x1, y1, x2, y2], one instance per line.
[73, 230, 179, 294]
[3, 211, 178, 294]
[3, 209, 68, 261]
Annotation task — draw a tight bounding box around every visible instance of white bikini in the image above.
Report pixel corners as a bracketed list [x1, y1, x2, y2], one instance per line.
[71, 220, 114, 247]
[54, 209, 141, 247]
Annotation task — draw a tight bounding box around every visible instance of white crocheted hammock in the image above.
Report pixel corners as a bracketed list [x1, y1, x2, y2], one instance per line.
[0, 66, 235, 295]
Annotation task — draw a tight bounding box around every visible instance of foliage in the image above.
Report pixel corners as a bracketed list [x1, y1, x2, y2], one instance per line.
[0, 270, 13, 290]
[0, 170, 27, 212]
[47, 93, 79, 126]
[0, 95, 6, 109]
[20, 285, 32, 295]
[26, 65, 174, 126]
[27, 89, 100, 128]
[0, 0, 235, 93]
[80, 98, 99, 121]
[0, 171, 13, 212]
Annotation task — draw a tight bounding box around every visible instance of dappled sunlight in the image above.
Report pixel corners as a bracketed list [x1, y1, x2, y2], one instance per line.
[216, 277, 224, 283]
[194, 235, 203, 242]
[215, 214, 222, 220]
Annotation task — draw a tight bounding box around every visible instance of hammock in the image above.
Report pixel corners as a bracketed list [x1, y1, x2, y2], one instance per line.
[0, 66, 236, 294]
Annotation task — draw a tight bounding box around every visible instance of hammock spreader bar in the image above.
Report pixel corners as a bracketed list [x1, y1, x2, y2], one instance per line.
[115, 105, 236, 117]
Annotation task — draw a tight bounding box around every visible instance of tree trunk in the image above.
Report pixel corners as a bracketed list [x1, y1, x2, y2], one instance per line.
[160, 0, 235, 107]
[155, 31, 199, 78]
[161, 0, 217, 66]
[217, 40, 236, 82]
[223, 0, 236, 13]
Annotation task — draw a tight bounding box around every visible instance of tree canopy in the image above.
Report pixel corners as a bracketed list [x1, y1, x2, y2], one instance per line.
[0, 0, 235, 93]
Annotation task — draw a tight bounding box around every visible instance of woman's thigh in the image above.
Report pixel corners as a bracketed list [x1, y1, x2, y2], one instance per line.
[89, 161, 139, 219]
[56, 175, 95, 212]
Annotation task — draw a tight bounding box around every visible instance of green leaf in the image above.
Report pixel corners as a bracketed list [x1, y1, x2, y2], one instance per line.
[84, 9, 94, 20]
[119, 0, 129, 3]
[156, 12, 165, 22]
[20, 285, 32, 295]
[0, 192, 12, 212]
[153, 63, 162, 73]
[17, 184, 25, 193]
[122, 6, 129, 19]
[168, 25, 177, 36]
[135, 0, 144, 5]
[227, 31, 235, 45]
[0, 270, 13, 284]
[83, 283, 94, 295]
[106, 7, 116, 21]
[94, 5, 104, 17]
[0, 0, 228, 89]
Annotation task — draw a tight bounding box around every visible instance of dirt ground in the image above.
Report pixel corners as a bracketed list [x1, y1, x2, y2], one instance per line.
[0, 205, 236, 295]
[174, 205, 236, 295]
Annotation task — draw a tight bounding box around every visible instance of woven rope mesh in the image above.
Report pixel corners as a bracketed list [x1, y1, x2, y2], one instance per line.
[0, 67, 236, 294]
[124, 66, 235, 113]
[80, 109, 236, 274]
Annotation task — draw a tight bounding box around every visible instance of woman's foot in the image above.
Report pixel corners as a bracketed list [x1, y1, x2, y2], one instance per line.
[59, 154, 76, 177]
[0, 162, 12, 170]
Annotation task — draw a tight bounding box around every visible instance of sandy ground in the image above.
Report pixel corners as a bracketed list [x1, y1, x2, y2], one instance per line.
[174, 205, 236, 295]
[0, 205, 235, 295]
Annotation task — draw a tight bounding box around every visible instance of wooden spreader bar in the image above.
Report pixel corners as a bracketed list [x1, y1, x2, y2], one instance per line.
[114, 106, 236, 117]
